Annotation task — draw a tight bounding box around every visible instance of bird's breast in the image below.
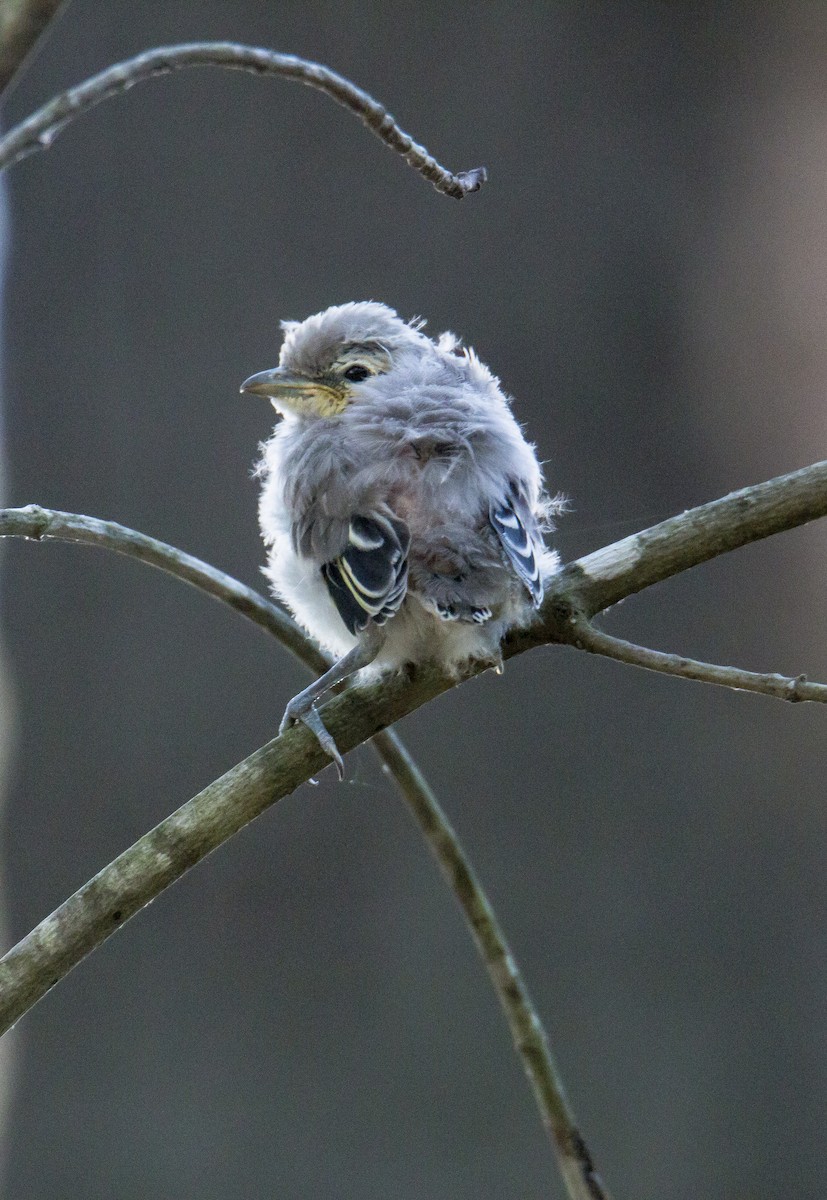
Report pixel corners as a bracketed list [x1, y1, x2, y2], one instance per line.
[388, 453, 486, 539]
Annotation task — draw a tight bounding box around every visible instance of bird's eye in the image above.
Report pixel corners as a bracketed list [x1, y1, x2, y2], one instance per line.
[343, 364, 370, 383]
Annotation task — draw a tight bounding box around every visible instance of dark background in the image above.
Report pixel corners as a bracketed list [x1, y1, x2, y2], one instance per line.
[2, 3, 826, 1196]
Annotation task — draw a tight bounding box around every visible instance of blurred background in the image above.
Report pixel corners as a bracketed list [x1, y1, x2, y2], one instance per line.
[1, 3, 826, 1196]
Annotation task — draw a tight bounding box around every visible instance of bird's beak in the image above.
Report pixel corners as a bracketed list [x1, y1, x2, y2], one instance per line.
[240, 366, 305, 399]
[240, 366, 344, 416]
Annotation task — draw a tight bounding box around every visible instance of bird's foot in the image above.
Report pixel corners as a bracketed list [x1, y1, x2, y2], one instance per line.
[432, 601, 493, 624]
[280, 697, 345, 781]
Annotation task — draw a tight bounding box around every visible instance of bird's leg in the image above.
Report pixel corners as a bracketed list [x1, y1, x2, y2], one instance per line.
[279, 624, 386, 779]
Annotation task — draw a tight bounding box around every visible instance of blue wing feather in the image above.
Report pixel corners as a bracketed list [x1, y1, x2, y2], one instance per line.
[323, 513, 410, 635]
[490, 482, 544, 607]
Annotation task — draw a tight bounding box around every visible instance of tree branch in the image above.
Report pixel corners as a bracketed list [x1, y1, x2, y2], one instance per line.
[0, 503, 604, 1198]
[1, 459, 826, 1041]
[372, 731, 609, 1200]
[0, 41, 487, 197]
[0, 504, 324, 671]
[0, 0, 65, 95]
[570, 616, 825, 704]
[555, 457, 827, 619]
[3, 456, 827, 1186]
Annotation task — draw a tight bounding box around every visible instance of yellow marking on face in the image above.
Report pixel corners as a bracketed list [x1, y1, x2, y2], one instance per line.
[273, 383, 348, 417]
[260, 343, 393, 417]
[309, 388, 350, 417]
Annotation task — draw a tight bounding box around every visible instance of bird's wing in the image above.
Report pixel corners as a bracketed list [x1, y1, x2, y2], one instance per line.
[489, 480, 544, 607]
[322, 512, 410, 635]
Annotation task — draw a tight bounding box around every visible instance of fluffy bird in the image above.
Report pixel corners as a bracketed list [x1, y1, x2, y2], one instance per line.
[243, 302, 559, 775]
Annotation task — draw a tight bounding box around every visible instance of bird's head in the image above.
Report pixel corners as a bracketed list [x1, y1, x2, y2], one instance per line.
[240, 301, 430, 418]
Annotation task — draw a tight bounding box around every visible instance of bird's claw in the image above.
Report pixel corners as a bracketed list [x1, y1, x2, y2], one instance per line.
[280, 699, 345, 780]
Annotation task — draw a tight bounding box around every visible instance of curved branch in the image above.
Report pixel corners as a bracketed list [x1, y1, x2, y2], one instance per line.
[0, 504, 325, 672]
[0, 41, 487, 197]
[0, 504, 602, 1198]
[1, 460, 826, 1039]
[570, 617, 826, 704]
[2, 456, 827, 1183]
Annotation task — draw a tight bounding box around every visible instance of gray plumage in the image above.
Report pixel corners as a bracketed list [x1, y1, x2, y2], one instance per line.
[243, 301, 560, 775]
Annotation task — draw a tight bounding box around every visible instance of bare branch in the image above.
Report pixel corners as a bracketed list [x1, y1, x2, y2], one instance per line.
[373, 731, 610, 1200]
[0, 461, 825, 1023]
[569, 617, 826, 704]
[0, 41, 488, 197]
[0, 504, 453, 1019]
[0, 0, 65, 95]
[0, 504, 325, 672]
[557, 457, 827, 619]
[2, 457, 826, 1182]
[0, 503, 602, 1197]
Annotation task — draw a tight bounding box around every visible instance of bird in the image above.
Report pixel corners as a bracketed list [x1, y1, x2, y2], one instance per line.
[242, 301, 560, 777]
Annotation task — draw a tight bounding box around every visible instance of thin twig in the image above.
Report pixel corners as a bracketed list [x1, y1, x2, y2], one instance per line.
[0, 503, 602, 1198]
[570, 616, 826, 704]
[0, 41, 488, 197]
[0, 0, 65, 95]
[373, 731, 609, 1200]
[0, 504, 324, 671]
